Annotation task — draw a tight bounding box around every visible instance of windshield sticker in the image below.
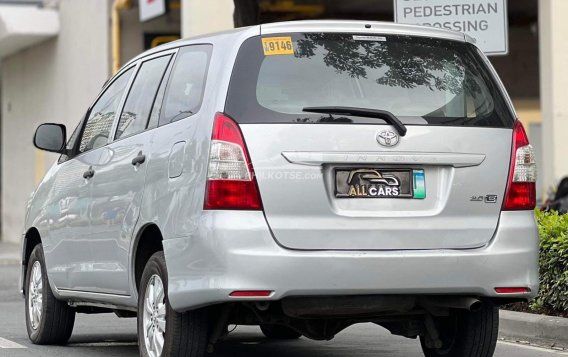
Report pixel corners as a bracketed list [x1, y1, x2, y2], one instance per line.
[353, 35, 387, 42]
[262, 37, 294, 56]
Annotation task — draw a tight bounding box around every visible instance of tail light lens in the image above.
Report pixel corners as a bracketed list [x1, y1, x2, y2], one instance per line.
[503, 121, 536, 210]
[204, 113, 262, 210]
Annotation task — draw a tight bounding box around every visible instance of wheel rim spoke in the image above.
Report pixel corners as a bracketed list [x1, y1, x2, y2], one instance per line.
[148, 328, 155, 353]
[145, 295, 153, 315]
[148, 280, 155, 305]
[145, 318, 153, 336]
[155, 281, 164, 302]
[154, 330, 164, 352]
[36, 305, 42, 323]
[156, 316, 166, 333]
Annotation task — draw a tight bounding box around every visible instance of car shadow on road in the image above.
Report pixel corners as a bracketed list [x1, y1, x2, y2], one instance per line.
[66, 333, 139, 356]
[65, 330, 396, 357]
[212, 330, 396, 357]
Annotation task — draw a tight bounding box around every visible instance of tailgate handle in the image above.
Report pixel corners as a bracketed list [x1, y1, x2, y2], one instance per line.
[281, 151, 486, 168]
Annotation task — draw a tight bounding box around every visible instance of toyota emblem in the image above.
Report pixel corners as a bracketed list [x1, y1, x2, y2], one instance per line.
[376, 130, 399, 147]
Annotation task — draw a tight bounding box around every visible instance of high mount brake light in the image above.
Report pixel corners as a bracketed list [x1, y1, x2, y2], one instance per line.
[204, 113, 263, 210]
[503, 121, 536, 210]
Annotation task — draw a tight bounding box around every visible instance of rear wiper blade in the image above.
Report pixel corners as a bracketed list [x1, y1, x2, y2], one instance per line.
[302, 106, 407, 136]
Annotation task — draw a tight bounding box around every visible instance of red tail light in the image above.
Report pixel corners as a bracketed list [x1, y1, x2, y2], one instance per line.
[503, 121, 536, 210]
[204, 113, 262, 210]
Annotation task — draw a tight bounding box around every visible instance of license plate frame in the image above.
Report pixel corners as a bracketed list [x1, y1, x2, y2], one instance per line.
[335, 168, 426, 199]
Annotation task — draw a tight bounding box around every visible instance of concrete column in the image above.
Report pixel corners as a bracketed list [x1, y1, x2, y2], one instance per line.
[1, 0, 110, 242]
[539, 0, 568, 191]
[182, 0, 234, 38]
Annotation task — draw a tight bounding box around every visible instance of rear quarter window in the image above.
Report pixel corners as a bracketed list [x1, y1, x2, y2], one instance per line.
[225, 33, 514, 128]
[159, 44, 212, 126]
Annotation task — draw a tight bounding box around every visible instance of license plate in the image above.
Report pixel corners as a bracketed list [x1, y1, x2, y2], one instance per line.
[335, 168, 426, 199]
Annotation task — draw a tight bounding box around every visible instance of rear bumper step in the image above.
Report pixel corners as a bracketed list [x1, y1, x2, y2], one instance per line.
[164, 210, 539, 312]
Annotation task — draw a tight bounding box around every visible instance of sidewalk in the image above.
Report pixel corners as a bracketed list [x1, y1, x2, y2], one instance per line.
[0, 241, 20, 265]
[500, 310, 568, 349]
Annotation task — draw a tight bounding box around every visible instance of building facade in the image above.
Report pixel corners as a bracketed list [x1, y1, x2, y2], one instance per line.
[0, 0, 563, 242]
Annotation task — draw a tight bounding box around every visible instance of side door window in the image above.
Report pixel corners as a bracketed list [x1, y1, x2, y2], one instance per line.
[159, 45, 212, 126]
[78, 67, 134, 153]
[115, 55, 172, 140]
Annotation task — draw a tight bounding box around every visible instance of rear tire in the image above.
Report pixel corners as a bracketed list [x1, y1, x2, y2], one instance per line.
[25, 245, 76, 345]
[138, 251, 209, 357]
[420, 302, 498, 357]
[260, 324, 302, 340]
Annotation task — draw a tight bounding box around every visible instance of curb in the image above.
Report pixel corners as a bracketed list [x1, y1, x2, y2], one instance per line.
[499, 310, 568, 349]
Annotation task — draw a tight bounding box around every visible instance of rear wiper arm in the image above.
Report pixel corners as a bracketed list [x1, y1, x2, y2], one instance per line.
[302, 106, 407, 136]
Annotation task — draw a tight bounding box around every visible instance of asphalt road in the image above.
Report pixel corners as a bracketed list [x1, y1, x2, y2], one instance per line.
[0, 264, 566, 357]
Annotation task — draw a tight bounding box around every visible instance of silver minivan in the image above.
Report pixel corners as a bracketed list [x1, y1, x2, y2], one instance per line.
[23, 20, 539, 357]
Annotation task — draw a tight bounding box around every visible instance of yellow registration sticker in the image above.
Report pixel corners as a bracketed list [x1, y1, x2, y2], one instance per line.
[262, 37, 294, 56]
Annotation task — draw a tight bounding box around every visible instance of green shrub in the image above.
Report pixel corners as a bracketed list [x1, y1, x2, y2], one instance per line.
[533, 210, 568, 312]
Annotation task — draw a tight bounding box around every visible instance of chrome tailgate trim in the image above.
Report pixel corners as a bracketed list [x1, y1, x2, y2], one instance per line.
[282, 151, 486, 168]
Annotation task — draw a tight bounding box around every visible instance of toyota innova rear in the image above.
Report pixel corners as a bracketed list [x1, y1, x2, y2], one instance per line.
[195, 22, 539, 357]
[23, 21, 539, 357]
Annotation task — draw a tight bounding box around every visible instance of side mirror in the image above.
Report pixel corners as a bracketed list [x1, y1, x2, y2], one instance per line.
[33, 123, 66, 153]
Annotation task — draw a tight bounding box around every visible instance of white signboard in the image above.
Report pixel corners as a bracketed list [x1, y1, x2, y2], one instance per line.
[394, 0, 508, 55]
[139, 0, 166, 22]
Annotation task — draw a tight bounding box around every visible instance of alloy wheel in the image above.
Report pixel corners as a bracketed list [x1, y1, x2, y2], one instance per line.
[28, 261, 43, 330]
[143, 274, 166, 357]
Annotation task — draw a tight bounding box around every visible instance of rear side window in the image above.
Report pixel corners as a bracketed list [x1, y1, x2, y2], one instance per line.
[116, 55, 172, 140]
[226, 34, 514, 128]
[79, 67, 134, 153]
[159, 45, 212, 126]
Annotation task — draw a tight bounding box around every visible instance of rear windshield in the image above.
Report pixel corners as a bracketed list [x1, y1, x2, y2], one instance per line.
[225, 33, 514, 128]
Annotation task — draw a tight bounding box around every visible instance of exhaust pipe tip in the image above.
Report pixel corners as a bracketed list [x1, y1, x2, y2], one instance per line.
[469, 299, 483, 312]
[468, 300, 483, 312]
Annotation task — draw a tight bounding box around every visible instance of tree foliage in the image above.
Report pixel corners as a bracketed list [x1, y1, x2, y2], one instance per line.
[295, 33, 482, 96]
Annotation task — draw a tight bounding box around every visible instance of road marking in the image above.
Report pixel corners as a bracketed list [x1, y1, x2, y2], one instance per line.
[0, 337, 26, 349]
[499, 341, 568, 355]
[68, 342, 138, 347]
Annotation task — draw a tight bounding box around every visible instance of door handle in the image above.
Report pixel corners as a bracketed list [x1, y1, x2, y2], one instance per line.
[131, 151, 146, 166]
[83, 167, 95, 179]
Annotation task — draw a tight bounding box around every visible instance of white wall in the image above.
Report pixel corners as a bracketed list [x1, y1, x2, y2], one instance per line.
[539, 0, 568, 193]
[1, 0, 111, 242]
[182, 0, 234, 38]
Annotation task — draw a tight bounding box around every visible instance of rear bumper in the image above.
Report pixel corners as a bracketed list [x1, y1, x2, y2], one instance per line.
[164, 211, 539, 312]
